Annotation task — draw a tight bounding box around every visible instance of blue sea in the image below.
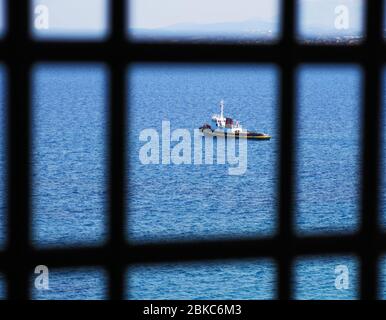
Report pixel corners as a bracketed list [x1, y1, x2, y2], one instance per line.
[0, 64, 385, 299]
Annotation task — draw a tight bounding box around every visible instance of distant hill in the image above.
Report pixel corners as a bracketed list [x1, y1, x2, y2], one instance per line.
[299, 24, 363, 39]
[131, 18, 278, 41]
[130, 18, 383, 42]
[157, 18, 277, 34]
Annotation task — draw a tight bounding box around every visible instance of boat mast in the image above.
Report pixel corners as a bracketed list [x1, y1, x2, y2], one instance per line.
[220, 100, 224, 119]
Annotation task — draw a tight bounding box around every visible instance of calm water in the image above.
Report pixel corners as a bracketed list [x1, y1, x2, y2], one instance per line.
[128, 64, 278, 242]
[32, 65, 107, 247]
[0, 64, 385, 299]
[296, 66, 361, 234]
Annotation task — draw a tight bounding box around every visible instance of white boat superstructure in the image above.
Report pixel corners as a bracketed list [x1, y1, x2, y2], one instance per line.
[199, 100, 271, 140]
[211, 100, 244, 134]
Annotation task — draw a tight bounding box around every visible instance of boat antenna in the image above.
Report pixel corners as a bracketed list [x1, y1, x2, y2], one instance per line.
[220, 100, 224, 119]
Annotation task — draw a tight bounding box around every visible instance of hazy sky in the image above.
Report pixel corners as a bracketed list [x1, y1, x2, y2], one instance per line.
[131, 0, 279, 29]
[298, 0, 364, 34]
[0, 0, 373, 37]
[31, 0, 108, 37]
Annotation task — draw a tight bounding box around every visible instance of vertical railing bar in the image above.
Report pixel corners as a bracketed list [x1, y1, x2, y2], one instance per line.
[278, 0, 296, 300]
[360, 0, 383, 300]
[108, 0, 127, 300]
[5, 0, 31, 300]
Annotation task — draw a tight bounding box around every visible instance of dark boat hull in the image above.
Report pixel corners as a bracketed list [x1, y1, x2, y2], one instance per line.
[200, 129, 271, 140]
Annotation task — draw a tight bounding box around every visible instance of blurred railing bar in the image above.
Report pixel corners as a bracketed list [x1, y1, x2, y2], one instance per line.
[277, 0, 296, 300]
[0, 43, 384, 63]
[5, 0, 31, 300]
[359, 0, 384, 300]
[0, 234, 379, 270]
[108, 0, 127, 300]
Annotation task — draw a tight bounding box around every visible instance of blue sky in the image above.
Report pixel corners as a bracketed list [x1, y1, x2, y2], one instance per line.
[0, 0, 377, 38]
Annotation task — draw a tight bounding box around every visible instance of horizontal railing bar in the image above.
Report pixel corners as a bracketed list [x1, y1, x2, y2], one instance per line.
[0, 234, 384, 269]
[0, 42, 384, 63]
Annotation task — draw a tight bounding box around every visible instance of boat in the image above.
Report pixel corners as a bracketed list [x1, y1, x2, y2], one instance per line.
[199, 100, 271, 140]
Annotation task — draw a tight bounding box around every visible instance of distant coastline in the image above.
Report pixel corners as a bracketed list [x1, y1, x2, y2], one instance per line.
[129, 18, 382, 44]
